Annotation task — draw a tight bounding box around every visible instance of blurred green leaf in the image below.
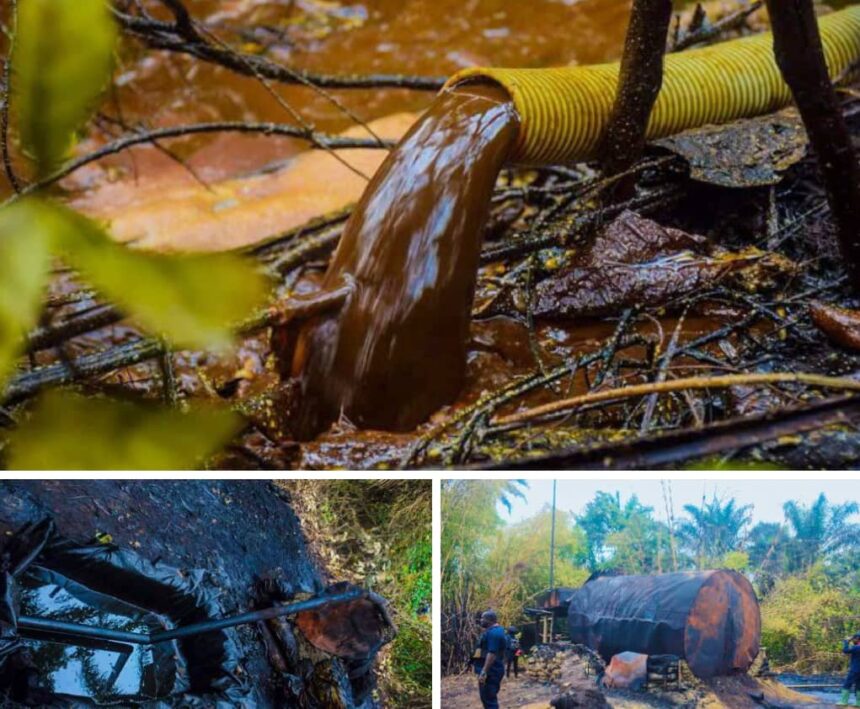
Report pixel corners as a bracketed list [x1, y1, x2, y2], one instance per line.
[0, 200, 52, 387]
[13, 0, 116, 175]
[8, 390, 241, 470]
[44, 202, 269, 350]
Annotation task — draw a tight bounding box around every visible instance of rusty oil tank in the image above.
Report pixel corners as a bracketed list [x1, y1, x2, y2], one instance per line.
[567, 570, 761, 678]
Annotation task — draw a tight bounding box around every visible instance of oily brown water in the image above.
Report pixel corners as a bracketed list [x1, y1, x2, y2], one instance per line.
[279, 84, 519, 438]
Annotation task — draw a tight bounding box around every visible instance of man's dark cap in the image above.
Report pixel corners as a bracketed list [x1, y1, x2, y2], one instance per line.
[482, 610, 498, 623]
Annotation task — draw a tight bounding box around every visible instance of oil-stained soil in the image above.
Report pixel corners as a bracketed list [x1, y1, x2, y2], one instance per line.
[0, 480, 322, 706]
[440, 668, 836, 708]
[3, 0, 860, 470]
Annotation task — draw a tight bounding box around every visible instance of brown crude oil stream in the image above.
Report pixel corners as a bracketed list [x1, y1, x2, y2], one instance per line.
[283, 84, 519, 438]
[2, 0, 783, 467]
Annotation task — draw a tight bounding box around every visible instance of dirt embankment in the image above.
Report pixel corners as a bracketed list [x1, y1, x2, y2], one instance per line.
[441, 654, 837, 708]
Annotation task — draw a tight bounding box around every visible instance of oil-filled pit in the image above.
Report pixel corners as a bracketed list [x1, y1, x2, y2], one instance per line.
[567, 570, 761, 679]
[0, 481, 397, 708]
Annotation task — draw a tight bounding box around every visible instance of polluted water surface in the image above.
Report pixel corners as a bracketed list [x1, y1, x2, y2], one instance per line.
[18, 578, 168, 702]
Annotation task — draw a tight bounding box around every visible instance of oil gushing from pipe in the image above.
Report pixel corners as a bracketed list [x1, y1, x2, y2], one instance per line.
[274, 7, 860, 439]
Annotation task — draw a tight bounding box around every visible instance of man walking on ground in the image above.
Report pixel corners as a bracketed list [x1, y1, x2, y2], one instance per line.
[473, 610, 507, 709]
[506, 626, 521, 679]
[840, 633, 860, 705]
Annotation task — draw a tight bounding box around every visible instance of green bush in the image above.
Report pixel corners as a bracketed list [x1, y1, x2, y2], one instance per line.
[761, 566, 860, 673]
[387, 614, 432, 705]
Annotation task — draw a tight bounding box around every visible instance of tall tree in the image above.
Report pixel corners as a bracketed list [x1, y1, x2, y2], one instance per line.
[678, 495, 752, 568]
[576, 491, 658, 570]
[783, 494, 860, 572]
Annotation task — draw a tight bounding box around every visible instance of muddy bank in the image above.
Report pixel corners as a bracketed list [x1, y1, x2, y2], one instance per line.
[441, 669, 836, 708]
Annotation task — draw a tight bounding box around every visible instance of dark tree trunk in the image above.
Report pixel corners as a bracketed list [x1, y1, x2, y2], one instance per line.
[766, 0, 860, 289]
[600, 0, 673, 193]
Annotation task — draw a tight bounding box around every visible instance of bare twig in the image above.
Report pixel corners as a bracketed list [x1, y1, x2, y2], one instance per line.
[494, 372, 860, 427]
[26, 304, 124, 353]
[3, 339, 166, 404]
[249, 206, 352, 257]
[640, 307, 688, 433]
[113, 7, 445, 90]
[480, 183, 682, 263]
[158, 346, 178, 406]
[478, 395, 860, 470]
[5, 121, 391, 201]
[671, 1, 764, 52]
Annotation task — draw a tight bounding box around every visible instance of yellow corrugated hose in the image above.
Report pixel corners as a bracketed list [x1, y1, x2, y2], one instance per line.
[445, 6, 860, 165]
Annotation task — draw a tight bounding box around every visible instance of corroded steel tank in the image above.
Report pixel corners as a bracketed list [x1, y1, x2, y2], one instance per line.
[567, 570, 761, 678]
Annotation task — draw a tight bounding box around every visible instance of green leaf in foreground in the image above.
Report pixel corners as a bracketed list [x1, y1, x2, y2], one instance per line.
[8, 390, 241, 470]
[13, 0, 117, 174]
[46, 203, 269, 350]
[0, 200, 52, 387]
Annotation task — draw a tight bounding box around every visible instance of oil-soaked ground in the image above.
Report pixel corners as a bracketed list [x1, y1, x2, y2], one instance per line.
[0, 480, 321, 706]
[3, 2, 860, 470]
[440, 667, 838, 708]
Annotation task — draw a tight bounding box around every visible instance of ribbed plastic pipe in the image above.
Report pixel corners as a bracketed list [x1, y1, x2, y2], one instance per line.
[445, 6, 860, 165]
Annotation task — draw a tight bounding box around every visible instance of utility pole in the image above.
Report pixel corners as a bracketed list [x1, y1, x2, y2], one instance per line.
[549, 480, 557, 593]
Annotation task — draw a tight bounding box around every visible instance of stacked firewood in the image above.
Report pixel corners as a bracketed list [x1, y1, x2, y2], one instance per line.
[524, 645, 568, 682]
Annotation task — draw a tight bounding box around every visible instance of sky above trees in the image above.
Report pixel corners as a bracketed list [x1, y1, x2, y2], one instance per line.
[500, 480, 860, 525]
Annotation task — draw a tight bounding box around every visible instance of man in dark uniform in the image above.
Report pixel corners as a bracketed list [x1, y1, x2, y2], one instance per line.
[473, 610, 507, 709]
[505, 626, 521, 679]
[840, 633, 860, 705]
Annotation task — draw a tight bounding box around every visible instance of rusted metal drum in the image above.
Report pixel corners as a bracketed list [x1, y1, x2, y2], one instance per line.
[567, 570, 761, 678]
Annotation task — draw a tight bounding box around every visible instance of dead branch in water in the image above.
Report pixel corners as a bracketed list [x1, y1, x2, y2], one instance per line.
[478, 395, 860, 470]
[493, 372, 860, 427]
[3, 339, 166, 405]
[599, 0, 673, 191]
[112, 3, 445, 91]
[766, 0, 860, 288]
[6, 121, 392, 201]
[26, 305, 124, 353]
[480, 182, 682, 263]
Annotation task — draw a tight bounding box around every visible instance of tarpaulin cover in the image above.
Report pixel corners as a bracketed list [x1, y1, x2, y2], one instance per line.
[0, 484, 397, 709]
[533, 588, 578, 610]
[567, 570, 761, 678]
[0, 518, 254, 707]
[603, 652, 647, 689]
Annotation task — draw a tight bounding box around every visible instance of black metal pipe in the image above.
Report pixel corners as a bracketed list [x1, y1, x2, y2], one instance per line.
[19, 625, 136, 656]
[17, 616, 149, 644]
[17, 588, 367, 647]
[149, 588, 366, 643]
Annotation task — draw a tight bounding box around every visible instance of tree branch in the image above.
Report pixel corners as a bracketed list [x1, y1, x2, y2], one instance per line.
[5, 121, 392, 201]
[671, 1, 763, 52]
[1, 0, 23, 193]
[765, 0, 860, 288]
[600, 0, 673, 188]
[113, 7, 445, 91]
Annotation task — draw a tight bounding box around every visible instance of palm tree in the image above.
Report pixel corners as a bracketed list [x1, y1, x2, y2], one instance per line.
[678, 494, 753, 568]
[782, 494, 860, 572]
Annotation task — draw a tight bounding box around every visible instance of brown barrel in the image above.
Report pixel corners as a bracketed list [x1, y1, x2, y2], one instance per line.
[567, 570, 760, 678]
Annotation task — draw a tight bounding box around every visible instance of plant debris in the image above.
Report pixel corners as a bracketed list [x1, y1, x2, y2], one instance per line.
[655, 108, 808, 187]
[532, 210, 794, 320]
